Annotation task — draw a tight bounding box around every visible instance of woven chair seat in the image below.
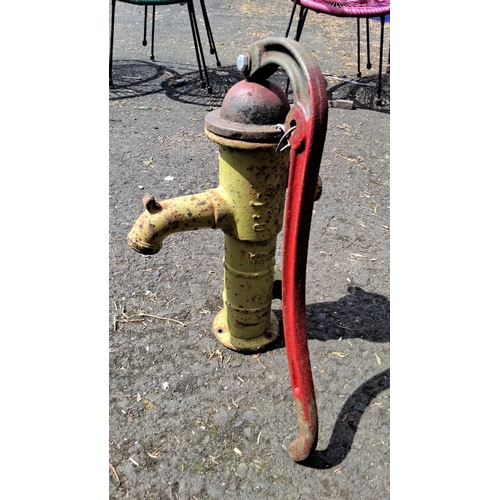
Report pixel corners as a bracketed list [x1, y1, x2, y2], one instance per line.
[295, 0, 390, 18]
[116, 0, 189, 5]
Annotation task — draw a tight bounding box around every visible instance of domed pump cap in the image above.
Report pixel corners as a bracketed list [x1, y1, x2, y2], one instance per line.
[205, 79, 290, 142]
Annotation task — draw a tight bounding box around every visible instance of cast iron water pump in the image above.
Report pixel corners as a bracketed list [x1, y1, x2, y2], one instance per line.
[127, 37, 328, 461]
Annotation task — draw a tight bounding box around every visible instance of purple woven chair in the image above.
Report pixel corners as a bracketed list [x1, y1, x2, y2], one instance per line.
[285, 0, 390, 104]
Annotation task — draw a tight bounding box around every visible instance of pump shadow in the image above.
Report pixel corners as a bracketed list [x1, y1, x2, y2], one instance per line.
[268, 287, 390, 469]
[270, 286, 390, 349]
[302, 368, 390, 469]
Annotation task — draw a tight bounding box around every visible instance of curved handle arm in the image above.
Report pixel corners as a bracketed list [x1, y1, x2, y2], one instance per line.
[241, 37, 328, 461]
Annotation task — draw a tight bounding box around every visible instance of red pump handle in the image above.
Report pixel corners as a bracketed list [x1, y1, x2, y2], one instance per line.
[241, 37, 328, 461]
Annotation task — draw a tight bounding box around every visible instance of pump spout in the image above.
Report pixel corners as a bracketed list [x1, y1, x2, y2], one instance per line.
[127, 190, 224, 255]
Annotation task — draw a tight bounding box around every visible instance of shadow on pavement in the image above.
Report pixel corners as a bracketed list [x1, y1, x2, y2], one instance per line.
[327, 73, 390, 114]
[109, 60, 242, 107]
[303, 369, 390, 469]
[270, 286, 390, 349]
[110, 59, 389, 113]
[267, 286, 390, 469]
[109, 60, 178, 99]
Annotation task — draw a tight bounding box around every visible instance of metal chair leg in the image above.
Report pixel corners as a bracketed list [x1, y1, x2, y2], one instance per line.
[199, 0, 221, 66]
[109, 0, 117, 86]
[295, 6, 308, 41]
[284, 4, 308, 95]
[376, 16, 385, 105]
[142, 6, 148, 46]
[366, 18, 372, 70]
[187, 0, 212, 93]
[357, 18, 361, 78]
[150, 5, 155, 60]
[386, 42, 390, 73]
[285, 0, 300, 38]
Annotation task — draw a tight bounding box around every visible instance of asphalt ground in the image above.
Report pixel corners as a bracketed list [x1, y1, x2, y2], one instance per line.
[108, 1, 389, 499]
[6, 4, 500, 500]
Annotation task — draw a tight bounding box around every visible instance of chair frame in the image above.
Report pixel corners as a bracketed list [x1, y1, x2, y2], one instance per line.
[109, 0, 221, 93]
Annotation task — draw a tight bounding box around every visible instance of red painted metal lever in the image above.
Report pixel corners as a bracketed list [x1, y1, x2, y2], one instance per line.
[241, 37, 328, 461]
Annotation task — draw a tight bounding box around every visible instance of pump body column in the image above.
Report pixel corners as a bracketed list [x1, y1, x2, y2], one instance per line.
[211, 144, 289, 351]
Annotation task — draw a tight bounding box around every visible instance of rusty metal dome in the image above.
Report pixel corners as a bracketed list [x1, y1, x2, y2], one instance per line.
[205, 79, 290, 142]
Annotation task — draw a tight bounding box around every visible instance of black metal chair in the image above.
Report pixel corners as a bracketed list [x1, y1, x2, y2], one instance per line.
[109, 0, 221, 92]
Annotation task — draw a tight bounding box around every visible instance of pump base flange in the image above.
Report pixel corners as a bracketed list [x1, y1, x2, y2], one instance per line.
[212, 310, 279, 353]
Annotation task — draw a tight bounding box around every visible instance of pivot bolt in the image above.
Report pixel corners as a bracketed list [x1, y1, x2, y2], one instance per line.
[237, 53, 250, 75]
